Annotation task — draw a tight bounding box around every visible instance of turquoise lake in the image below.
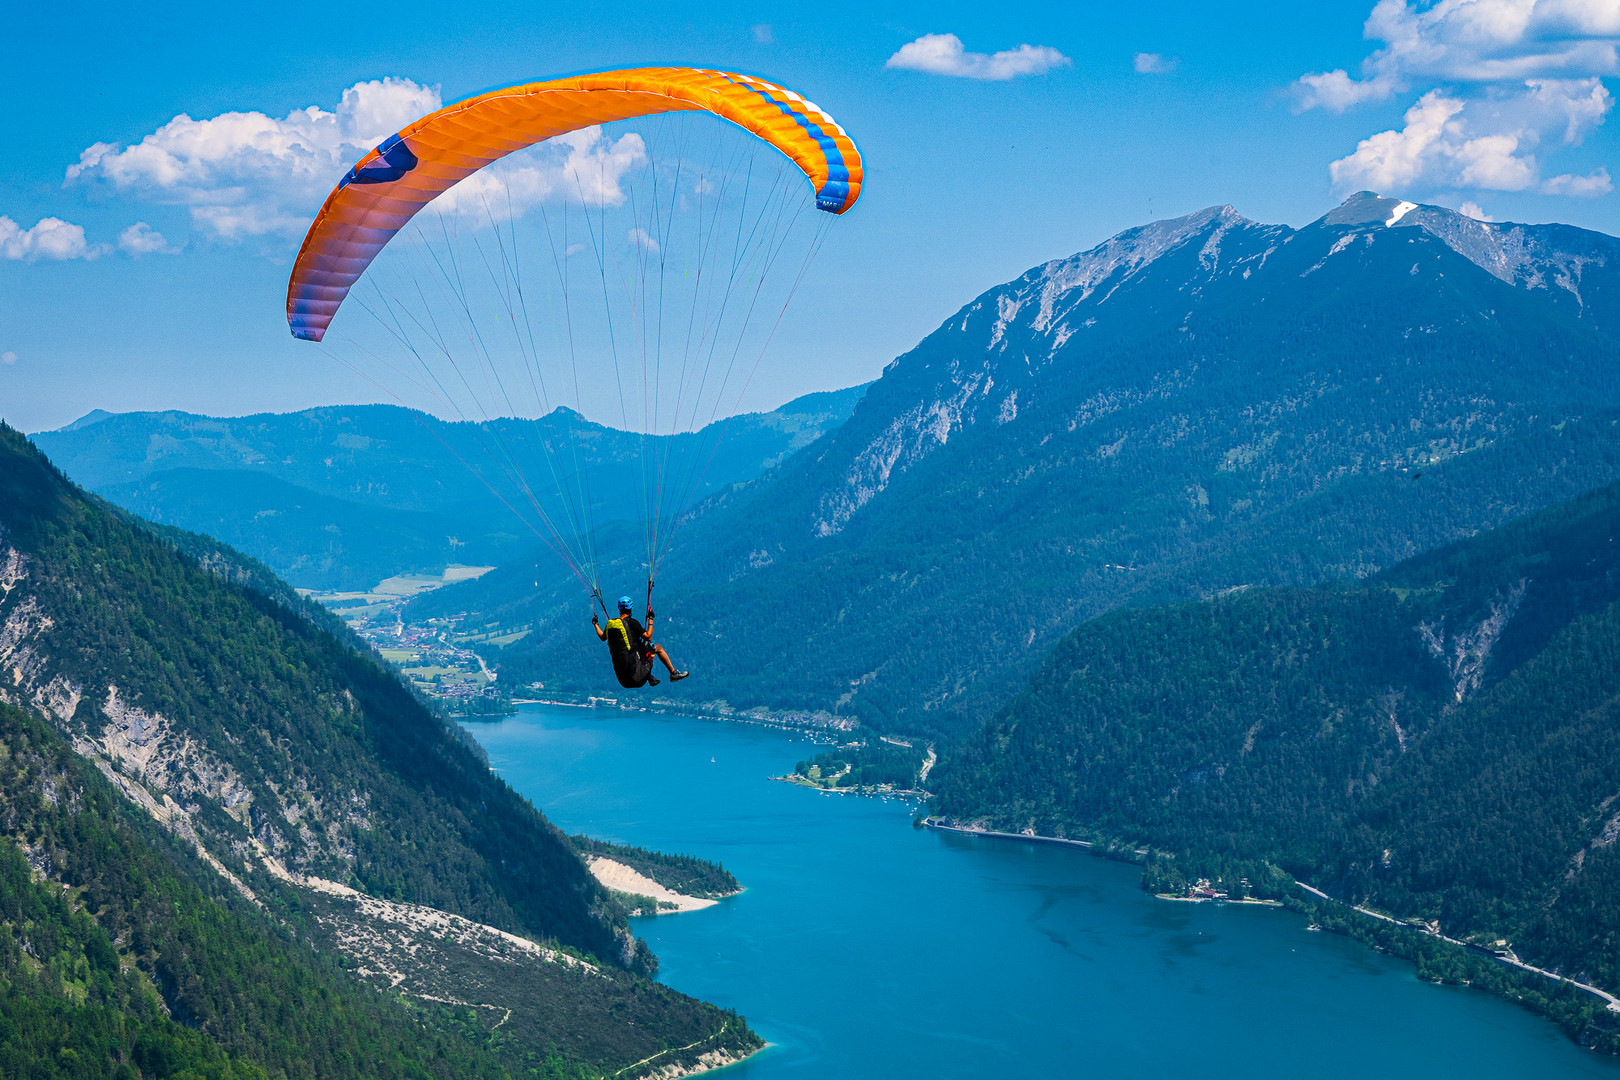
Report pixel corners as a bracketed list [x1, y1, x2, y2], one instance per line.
[471, 705, 1620, 1078]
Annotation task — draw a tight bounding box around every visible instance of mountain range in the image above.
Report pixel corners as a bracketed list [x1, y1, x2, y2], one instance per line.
[416, 192, 1620, 737]
[23, 187, 1620, 1062]
[32, 386, 866, 592]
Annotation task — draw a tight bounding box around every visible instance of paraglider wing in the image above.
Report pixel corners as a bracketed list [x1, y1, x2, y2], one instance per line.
[286, 67, 863, 342]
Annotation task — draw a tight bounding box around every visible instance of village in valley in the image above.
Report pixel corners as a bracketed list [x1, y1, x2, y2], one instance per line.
[305, 566, 515, 713]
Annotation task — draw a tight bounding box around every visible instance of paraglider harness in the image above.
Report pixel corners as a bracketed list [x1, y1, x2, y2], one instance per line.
[597, 585, 656, 689]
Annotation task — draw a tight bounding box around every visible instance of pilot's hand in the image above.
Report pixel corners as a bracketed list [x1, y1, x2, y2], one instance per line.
[646, 609, 655, 620]
[592, 613, 599, 626]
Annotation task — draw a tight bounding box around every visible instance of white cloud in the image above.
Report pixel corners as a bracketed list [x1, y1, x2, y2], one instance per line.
[1331, 90, 1471, 191]
[1133, 52, 1179, 74]
[752, 23, 774, 44]
[1329, 78, 1614, 194]
[432, 128, 646, 218]
[1327, 86, 1586, 192]
[1, 352, 15, 366]
[117, 222, 174, 255]
[1299, 0, 1620, 108]
[1301, 2, 1620, 197]
[1541, 166, 1614, 193]
[886, 33, 1071, 80]
[626, 226, 660, 254]
[1456, 130, 1538, 187]
[68, 79, 653, 241]
[68, 77, 441, 240]
[1458, 199, 1494, 218]
[0, 216, 107, 261]
[1294, 69, 1401, 112]
[1522, 75, 1612, 142]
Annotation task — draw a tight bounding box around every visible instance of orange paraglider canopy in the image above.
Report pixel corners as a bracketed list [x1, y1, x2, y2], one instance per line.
[287, 67, 863, 342]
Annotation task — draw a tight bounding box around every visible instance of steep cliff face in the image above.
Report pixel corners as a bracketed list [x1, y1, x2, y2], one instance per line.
[0, 424, 761, 1077]
[804, 204, 1296, 538]
[435, 193, 1620, 737]
[0, 445, 625, 962]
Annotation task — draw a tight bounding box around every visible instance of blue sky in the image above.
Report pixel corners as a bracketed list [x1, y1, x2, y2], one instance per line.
[6, 0, 1620, 432]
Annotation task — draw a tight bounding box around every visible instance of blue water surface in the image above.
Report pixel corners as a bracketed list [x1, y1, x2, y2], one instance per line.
[471, 705, 1620, 1078]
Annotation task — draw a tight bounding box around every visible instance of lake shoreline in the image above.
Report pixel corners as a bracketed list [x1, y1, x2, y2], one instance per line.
[921, 817, 1113, 853]
[770, 773, 931, 800]
[1156, 893, 1284, 907]
[481, 696, 853, 738]
[922, 814, 1620, 1052]
[476, 705, 1620, 1076]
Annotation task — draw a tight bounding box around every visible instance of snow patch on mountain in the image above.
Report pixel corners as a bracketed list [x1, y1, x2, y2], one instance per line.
[1327, 193, 1610, 307]
[1386, 201, 1418, 226]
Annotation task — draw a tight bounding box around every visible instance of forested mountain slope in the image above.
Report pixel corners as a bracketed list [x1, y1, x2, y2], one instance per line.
[0, 699, 512, 1079]
[31, 386, 866, 591]
[421, 193, 1620, 736]
[0, 424, 760, 1077]
[932, 478, 1620, 994]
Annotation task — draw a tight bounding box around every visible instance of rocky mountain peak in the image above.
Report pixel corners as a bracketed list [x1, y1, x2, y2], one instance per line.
[807, 192, 1620, 543]
[1316, 191, 1616, 303]
[1321, 191, 1422, 228]
[1023, 204, 1258, 309]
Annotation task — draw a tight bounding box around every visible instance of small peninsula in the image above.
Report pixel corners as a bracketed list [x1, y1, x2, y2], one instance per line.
[572, 836, 742, 916]
[774, 737, 936, 798]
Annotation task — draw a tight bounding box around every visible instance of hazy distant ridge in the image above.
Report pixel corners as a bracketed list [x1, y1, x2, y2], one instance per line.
[32, 385, 867, 590]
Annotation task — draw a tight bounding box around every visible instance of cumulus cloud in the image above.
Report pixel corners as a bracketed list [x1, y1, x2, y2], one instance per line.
[1523, 73, 1613, 141]
[886, 33, 1071, 80]
[1294, 69, 1401, 112]
[1305, 3, 1618, 198]
[626, 226, 660, 254]
[1331, 90, 1468, 190]
[1458, 199, 1494, 219]
[1541, 166, 1613, 193]
[433, 128, 646, 218]
[1133, 52, 1179, 74]
[1328, 78, 1611, 194]
[1297, 0, 1620, 111]
[1, 352, 15, 366]
[752, 23, 774, 44]
[68, 77, 441, 240]
[117, 222, 174, 255]
[0, 216, 106, 261]
[66, 79, 653, 243]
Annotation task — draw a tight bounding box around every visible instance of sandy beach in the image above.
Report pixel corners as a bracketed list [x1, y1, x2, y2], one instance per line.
[586, 856, 719, 913]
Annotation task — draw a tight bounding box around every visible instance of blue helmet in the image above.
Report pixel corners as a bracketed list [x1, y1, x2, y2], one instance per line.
[618, 596, 633, 612]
